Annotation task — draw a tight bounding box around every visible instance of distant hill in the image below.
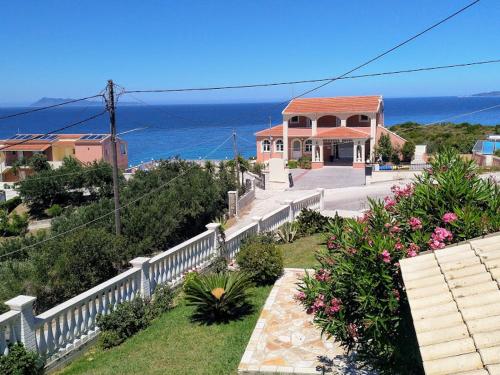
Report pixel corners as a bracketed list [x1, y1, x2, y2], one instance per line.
[31, 97, 139, 107]
[472, 91, 500, 97]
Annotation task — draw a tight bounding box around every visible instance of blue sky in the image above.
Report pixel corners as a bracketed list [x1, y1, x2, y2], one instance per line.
[0, 0, 499, 104]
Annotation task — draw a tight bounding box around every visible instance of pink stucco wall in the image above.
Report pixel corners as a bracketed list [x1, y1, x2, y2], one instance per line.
[75, 139, 128, 169]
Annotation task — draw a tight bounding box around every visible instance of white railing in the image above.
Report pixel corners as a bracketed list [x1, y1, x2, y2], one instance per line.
[0, 311, 21, 355]
[149, 229, 216, 290]
[0, 190, 324, 368]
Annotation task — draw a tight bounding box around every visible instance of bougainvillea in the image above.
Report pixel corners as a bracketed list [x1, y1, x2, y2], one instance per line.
[298, 149, 500, 374]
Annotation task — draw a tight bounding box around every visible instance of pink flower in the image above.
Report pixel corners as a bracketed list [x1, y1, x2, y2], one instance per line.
[348, 247, 357, 255]
[391, 184, 414, 199]
[325, 298, 342, 315]
[409, 217, 422, 231]
[394, 242, 404, 251]
[384, 223, 391, 229]
[433, 227, 453, 242]
[294, 291, 306, 301]
[380, 249, 391, 263]
[392, 289, 400, 301]
[384, 196, 396, 210]
[311, 294, 325, 313]
[407, 243, 420, 257]
[442, 212, 458, 224]
[327, 236, 340, 250]
[315, 269, 331, 282]
[390, 225, 401, 234]
[429, 239, 445, 250]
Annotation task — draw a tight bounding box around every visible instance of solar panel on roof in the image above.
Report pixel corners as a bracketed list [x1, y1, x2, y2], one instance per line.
[36, 134, 58, 141]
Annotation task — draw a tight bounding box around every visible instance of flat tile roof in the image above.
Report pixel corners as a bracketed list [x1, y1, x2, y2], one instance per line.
[400, 233, 500, 375]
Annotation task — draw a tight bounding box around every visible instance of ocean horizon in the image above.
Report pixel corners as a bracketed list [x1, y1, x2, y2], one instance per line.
[0, 96, 499, 166]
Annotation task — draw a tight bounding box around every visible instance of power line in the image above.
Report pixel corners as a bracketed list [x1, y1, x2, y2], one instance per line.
[122, 59, 499, 94]
[0, 95, 105, 121]
[0, 134, 234, 260]
[422, 103, 500, 126]
[286, 0, 481, 102]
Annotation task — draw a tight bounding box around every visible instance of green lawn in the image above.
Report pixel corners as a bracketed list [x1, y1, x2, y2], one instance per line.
[280, 233, 323, 268]
[59, 235, 321, 375]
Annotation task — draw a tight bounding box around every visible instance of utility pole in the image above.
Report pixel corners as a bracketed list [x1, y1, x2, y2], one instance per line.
[107, 79, 121, 235]
[232, 129, 240, 189]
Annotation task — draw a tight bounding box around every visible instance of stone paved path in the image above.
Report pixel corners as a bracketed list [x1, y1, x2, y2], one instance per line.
[238, 269, 374, 374]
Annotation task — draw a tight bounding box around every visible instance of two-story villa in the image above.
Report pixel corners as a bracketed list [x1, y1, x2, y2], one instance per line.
[255, 95, 405, 168]
[0, 133, 128, 182]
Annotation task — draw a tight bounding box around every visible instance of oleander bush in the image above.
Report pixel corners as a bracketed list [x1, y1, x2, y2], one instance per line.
[297, 149, 500, 374]
[146, 284, 175, 320]
[184, 272, 253, 323]
[0, 343, 45, 375]
[236, 235, 283, 285]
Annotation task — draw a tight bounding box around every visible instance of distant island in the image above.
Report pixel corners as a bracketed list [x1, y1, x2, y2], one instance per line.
[31, 97, 139, 107]
[471, 91, 500, 97]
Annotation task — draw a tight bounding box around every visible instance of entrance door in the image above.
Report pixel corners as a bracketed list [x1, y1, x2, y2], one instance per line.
[292, 140, 302, 159]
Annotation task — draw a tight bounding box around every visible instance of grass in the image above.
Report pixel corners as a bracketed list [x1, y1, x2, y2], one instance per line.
[59, 286, 272, 375]
[58, 234, 322, 375]
[279, 233, 323, 268]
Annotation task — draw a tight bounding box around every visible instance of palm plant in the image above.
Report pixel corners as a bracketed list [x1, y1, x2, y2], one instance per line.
[276, 221, 298, 243]
[184, 272, 253, 323]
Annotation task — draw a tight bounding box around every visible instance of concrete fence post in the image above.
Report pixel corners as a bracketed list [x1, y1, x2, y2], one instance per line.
[228, 191, 238, 217]
[284, 199, 294, 221]
[5, 295, 37, 351]
[316, 188, 325, 211]
[252, 216, 262, 233]
[205, 223, 221, 256]
[130, 257, 152, 299]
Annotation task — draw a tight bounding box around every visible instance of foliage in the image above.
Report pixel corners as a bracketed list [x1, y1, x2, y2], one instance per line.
[0, 343, 45, 375]
[0, 209, 29, 237]
[296, 208, 330, 236]
[28, 154, 51, 173]
[16, 157, 114, 216]
[46, 204, 63, 218]
[0, 197, 22, 213]
[250, 161, 265, 177]
[376, 133, 394, 162]
[184, 271, 253, 323]
[298, 149, 499, 373]
[495, 149, 500, 157]
[236, 235, 283, 285]
[401, 141, 416, 162]
[391, 122, 494, 154]
[146, 284, 175, 321]
[298, 156, 311, 169]
[276, 221, 298, 243]
[97, 298, 150, 349]
[287, 160, 298, 169]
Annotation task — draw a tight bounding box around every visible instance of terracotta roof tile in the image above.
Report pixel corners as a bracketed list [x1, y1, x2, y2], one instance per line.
[283, 96, 381, 114]
[315, 127, 370, 139]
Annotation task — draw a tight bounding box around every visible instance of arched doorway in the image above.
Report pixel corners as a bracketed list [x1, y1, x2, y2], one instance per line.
[292, 139, 302, 159]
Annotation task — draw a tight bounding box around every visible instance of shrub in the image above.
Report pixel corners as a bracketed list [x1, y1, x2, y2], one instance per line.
[276, 221, 298, 243]
[184, 272, 253, 322]
[46, 204, 63, 218]
[209, 255, 228, 273]
[296, 208, 329, 236]
[298, 149, 499, 373]
[147, 284, 175, 320]
[0, 197, 22, 213]
[0, 210, 29, 237]
[298, 156, 311, 169]
[96, 298, 149, 349]
[287, 160, 298, 169]
[401, 141, 416, 162]
[495, 149, 500, 157]
[236, 235, 283, 285]
[0, 343, 45, 375]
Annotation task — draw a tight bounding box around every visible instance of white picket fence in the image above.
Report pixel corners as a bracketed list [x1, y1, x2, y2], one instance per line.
[0, 189, 324, 368]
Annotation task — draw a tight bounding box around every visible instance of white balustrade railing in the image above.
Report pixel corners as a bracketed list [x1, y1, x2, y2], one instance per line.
[0, 191, 323, 368]
[225, 222, 258, 260]
[260, 206, 290, 233]
[149, 228, 216, 290]
[0, 311, 21, 355]
[35, 267, 140, 363]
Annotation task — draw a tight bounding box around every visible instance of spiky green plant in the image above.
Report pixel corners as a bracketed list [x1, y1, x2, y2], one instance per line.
[184, 272, 253, 323]
[276, 221, 298, 243]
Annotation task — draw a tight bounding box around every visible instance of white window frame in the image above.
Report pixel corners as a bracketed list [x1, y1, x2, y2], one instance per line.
[359, 115, 370, 123]
[262, 139, 271, 152]
[290, 116, 299, 124]
[304, 139, 313, 152]
[275, 139, 284, 152]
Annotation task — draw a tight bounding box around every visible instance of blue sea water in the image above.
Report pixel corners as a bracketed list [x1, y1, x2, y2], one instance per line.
[0, 96, 499, 166]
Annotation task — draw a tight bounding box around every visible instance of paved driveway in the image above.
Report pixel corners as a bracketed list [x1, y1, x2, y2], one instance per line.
[289, 166, 366, 190]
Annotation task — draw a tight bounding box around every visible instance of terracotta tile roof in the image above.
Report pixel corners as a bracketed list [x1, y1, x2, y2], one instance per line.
[315, 127, 370, 139]
[255, 125, 284, 137]
[1, 144, 51, 152]
[283, 96, 381, 114]
[400, 233, 500, 374]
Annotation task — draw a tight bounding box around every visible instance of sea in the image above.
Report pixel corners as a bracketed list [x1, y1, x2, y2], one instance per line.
[0, 96, 499, 166]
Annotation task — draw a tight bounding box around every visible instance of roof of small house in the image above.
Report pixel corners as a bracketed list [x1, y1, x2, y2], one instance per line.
[283, 96, 382, 115]
[0, 134, 113, 148]
[400, 233, 500, 375]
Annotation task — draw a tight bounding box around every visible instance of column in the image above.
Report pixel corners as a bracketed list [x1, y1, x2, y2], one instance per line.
[361, 140, 366, 163]
[130, 257, 152, 299]
[311, 118, 317, 136]
[252, 216, 262, 233]
[5, 295, 37, 351]
[283, 199, 294, 221]
[205, 223, 221, 257]
[319, 140, 324, 162]
[283, 120, 289, 162]
[370, 117, 377, 161]
[353, 141, 358, 162]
